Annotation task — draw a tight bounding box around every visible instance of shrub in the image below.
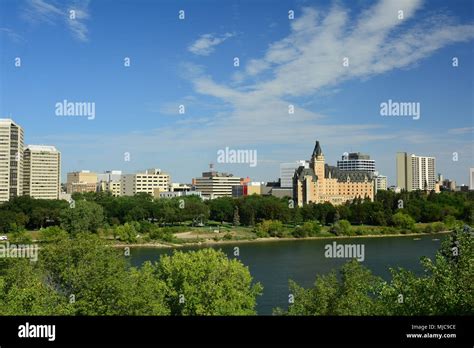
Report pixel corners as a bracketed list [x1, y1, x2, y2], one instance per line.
[10, 229, 33, 244]
[39, 226, 68, 242]
[114, 222, 139, 243]
[330, 219, 352, 236]
[432, 222, 446, 233]
[392, 212, 415, 230]
[254, 220, 286, 238]
[292, 221, 321, 238]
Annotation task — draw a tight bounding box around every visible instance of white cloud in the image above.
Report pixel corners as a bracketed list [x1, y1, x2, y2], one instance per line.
[180, 0, 474, 144]
[0, 28, 25, 43]
[188, 32, 234, 56]
[22, 0, 90, 42]
[448, 127, 474, 135]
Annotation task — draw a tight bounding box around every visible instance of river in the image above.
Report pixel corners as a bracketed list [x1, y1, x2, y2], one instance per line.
[129, 233, 446, 315]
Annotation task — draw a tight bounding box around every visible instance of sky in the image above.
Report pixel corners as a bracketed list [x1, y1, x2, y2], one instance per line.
[0, 0, 473, 186]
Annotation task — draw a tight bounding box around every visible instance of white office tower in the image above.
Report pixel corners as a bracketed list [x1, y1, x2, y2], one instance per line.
[0, 119, 24, 202]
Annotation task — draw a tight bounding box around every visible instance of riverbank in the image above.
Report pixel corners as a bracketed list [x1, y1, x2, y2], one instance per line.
[111, 230, 452, 249]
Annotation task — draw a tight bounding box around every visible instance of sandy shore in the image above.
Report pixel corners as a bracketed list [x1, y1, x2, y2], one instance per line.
[110, 230, 452, 249]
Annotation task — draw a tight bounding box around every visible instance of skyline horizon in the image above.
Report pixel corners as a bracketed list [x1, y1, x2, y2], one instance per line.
[3, 116, 471, 187]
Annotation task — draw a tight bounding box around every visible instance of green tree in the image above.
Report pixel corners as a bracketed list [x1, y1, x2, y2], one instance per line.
[233, 206, 240, 226]
[391, 212, 415, 230]
[0, 258, 71, 315]
[60, 200, 104, 235]
[293, 221, 321, 238]
[114, 222, 139, 243]
[277, 260, 385, 315]
[39, 226, 69, 242]
[209, 197, 235, 223]
[156, 248, 262, 315]
[254, 220, 286, 237]
[330, 219, 352, 236]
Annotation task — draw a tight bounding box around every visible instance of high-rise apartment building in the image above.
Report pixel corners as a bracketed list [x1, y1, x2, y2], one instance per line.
[280, 161, 308, 188]
[121, 168, 170, 197]
[396, 152, 436, 191]
[66, 170, 98, 193]
[23, 145, 61, 199]
[373, 171, 387, 193]
[337, 152, 375, 173]
[194, 171, 241, 199]
[0, 119, 24, 202]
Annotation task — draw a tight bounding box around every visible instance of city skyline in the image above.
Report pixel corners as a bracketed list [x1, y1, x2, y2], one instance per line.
[1, 0, 473, 186]
[2, 117, 470, 193]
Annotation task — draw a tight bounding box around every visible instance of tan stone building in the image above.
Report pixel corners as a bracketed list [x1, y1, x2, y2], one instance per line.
[121, 168, 170, 197]
[293, 141, 375, 206]
[23, 145, 61, 199]
[66, 170, 98, 194]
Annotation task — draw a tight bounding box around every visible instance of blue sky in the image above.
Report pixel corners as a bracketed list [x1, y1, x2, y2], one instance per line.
[0, 0, 473, 185]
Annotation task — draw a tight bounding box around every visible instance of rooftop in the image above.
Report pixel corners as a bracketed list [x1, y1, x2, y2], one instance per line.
[26, 145, 59, 152]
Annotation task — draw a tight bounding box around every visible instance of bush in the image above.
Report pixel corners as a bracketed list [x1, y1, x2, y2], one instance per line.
[330, 219, 352, 236]
[254, 220, 286, 238]
[114, 222, 139, 243]
[149, 226, 178, 243]
[10, 229, 33, 244]
[443, 215, 458, 229]
[292, 221, 321, 238]
[432, 222, 446, 233]
[39, 226, 69, 242]
[392, 212, 415, 230]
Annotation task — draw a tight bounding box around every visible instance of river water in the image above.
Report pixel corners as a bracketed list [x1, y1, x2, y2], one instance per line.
[129, 233, 445, 315]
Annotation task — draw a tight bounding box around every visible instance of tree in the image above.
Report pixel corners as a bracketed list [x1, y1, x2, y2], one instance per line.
[391, 212, 415, 230]
[39, 226, 69, 242]
[233, 206, 240, 226]
[209, 197, 235, 223]
[293, 221, 321, 238]
[60, 200, 104, 235]
[114, 222, 139, 243]
[156, 248, 262, 315]
[276, 260, 385, 315]
[254, 220, 286, 238]
[330, 219, 352, 236]
[0, 258, 71, 315]
[180, 196, 210, 225]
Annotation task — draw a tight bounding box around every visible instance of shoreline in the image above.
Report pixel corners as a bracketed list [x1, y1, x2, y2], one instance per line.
[111, 230, 452, 249]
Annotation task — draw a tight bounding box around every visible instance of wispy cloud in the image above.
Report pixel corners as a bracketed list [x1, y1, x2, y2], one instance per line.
[448, 127, 474, 135]
[188, 32, 234, 56]
[22, 0, 90, 42]
[0, 28, 25, 43]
